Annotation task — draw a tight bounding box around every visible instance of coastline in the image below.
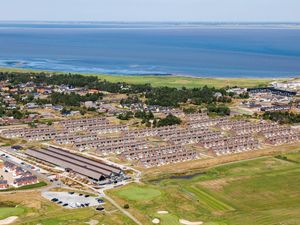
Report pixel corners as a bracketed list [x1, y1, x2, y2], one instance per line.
[0, 67, 293, 88]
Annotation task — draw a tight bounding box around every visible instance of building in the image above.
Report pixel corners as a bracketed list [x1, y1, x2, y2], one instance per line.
[13, 176, 38, 187]
[26, 146, 124, 181]
[247, 87, 296, 97]
[0, 180, 8, 189]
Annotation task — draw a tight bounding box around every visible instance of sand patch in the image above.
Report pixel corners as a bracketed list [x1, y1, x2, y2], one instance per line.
[152, 218, 160, 224]
[179, 219, 203, 225]
[157, 210, 169, 214]
[85, 219, 98, 225]
[0, 216, 18, 225]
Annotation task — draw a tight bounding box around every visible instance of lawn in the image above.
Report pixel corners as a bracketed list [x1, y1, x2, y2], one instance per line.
[0, 207, 25, 220]
[108, 152, 300, 225]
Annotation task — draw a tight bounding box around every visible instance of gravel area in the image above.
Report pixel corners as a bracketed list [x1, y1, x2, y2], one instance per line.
[42, 191, 102, 209]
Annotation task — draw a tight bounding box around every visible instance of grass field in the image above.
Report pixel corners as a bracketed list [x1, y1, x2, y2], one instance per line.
[0, 192, 136, 225]
[0, 67, 283, 89]
[116, 186, 161, 201]
[108, 151, 300, 225]
[93, 74, 275, 89]
[0, 207, 25, 220]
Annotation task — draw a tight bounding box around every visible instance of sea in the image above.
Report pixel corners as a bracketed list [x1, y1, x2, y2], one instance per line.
[0, 22, 300, 78]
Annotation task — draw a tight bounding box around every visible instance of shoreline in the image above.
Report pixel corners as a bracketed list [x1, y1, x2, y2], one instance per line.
[0, 67, 295, 89]
[0, 66, 296, 80]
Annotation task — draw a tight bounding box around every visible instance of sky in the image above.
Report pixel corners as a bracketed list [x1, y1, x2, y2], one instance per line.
[0, 0, 300, 22]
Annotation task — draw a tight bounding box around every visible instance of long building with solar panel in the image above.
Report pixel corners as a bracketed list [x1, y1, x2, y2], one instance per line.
[26, 146, 124, 181]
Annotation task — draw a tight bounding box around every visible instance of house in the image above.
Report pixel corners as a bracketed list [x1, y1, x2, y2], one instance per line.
[4, 161, 17, 172]
[13, 167, 25, 177]
[13, 176, 38, 187]
[0, 180, 8, 189]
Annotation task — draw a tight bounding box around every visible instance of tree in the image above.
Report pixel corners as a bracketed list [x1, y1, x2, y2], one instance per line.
[157, 114, 182, 127]
[207, 104, 230, 116]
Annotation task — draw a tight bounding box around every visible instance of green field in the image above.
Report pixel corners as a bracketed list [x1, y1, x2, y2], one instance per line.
[109, 151, 300, 225]
[93, 74, 274, 89]
[0, 207, 25, 220]
[0, 67, 282, 89]
[116, 186, 161, 201]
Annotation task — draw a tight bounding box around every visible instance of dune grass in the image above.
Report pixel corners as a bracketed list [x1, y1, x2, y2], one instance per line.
[0, 67, 280, 89]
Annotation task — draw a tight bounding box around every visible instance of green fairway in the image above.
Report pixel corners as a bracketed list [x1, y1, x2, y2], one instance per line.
[109, 151, 300, 225]
[183, 186, 234, 212]
[0, 207, 25, 220]
[116, 185, 161, 201]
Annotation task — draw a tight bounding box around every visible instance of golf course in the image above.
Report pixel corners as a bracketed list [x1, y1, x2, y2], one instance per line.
[108, 151, 300, 225]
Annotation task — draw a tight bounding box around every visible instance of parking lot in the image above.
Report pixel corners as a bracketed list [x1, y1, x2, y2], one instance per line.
[42, 191, 103, 209]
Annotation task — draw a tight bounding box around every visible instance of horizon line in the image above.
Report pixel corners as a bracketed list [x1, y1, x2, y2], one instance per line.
[0, 20, 300, 24]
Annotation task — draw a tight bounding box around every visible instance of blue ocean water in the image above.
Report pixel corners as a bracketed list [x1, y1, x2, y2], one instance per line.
[0, 22, 300, 77]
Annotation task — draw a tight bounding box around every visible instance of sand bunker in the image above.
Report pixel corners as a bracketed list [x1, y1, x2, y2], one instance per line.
[179, 219, 203, 225]
[0, 216, 18, 225]
[152, 218, 160, 224]
[157, 210, 169, 214]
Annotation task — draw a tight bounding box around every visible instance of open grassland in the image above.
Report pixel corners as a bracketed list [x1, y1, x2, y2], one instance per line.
[108, 151, 300, 225]
[0, 67, 281, 89]
[91, 74, 274, 89]
[0, 191, 135, 225]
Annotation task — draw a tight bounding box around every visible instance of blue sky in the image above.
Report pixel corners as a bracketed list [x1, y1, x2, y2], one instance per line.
[1, 0, 300, 22]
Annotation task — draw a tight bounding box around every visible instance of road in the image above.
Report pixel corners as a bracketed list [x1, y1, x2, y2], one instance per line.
[1, 144, 143, 225]
[59, 174, 142, 225]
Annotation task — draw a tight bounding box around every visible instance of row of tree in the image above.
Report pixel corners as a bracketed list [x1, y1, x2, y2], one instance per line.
[263, 111, 300, 124]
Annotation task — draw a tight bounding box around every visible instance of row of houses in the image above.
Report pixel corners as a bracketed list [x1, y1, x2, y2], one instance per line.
[187, 117, 230, 128]
[95, 141, 149, 155]
[186, 112, 209, 121]
[231, 122, 280, 135]
[1, 126, 69, 141]
[59, 117, 108, 127]
[211, 140, 260, 156]
[261, 127, 294, 138]
[1, 161, 38, 188]
[120, 145, 198, 167]
[266, 133, 300, 145]
[247, 87, 297, 97]
[168, 130, 223, 145]
[200, 135, 255, 148]
[122, 125, 178, 138]
[73, 135, 138, 151]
